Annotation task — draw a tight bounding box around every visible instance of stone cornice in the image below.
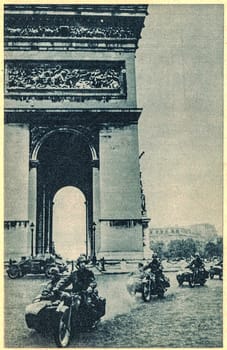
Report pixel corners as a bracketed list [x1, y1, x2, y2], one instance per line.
[5, 108, 143, 124]
[4, 5, 148, 16]
[4, 5, 148, 52]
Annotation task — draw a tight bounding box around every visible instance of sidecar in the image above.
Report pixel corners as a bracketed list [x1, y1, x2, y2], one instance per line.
[126, 272, 144, 295]
[25, 299, 59, 333]
[209, 265, 223, 280]
[176, 267, 209, 287]
[176, 269, 193, 286]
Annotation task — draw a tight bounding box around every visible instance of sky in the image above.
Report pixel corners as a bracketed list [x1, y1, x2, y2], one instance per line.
[136, 5, 223, 234]
[53, 187, 86, 259]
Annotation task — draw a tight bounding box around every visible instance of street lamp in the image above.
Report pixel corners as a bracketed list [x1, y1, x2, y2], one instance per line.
[92, 222, 96, 264]
[30, 222, 35, 257]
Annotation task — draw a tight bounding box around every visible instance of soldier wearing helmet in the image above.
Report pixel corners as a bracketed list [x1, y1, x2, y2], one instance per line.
[143, 252, 163, 285]
[188, 253, 204, 278]
[55, 255, 95, 293]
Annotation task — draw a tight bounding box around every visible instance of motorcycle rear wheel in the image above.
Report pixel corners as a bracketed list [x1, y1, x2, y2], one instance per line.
[142, 282, 151, 302]
[54, 310, 71, 348]
[7, 265, 20, 279]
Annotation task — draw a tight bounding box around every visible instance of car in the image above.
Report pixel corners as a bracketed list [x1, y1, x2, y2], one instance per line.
[6, 253, 68, 279]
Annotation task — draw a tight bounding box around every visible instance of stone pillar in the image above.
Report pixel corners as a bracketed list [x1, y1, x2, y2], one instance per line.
[28, 160, 39, 226]
[98, 123, 144, 260]
[92, 160, 100, 257]
[28, 160, 39, 254]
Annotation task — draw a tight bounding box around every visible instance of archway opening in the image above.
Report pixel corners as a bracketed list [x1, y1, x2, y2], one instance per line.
[53, 186, 86, 260]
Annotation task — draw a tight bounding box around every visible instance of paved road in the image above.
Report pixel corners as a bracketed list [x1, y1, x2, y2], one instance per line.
[4, 271, 222, 347]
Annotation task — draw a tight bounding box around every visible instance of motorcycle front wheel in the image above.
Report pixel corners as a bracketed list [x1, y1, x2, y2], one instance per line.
[157, 287, 165, 298]
[54, 310, 71, 348]
[189, 276, 195, 288]
[142, 281, 151, 302]
[177, 275, 183, 286]
[199, 279, 206, 286]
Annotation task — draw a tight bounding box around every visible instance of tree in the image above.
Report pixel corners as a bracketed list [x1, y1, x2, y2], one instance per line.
[150, 241, 166, 259]
[204, 241, 217, 258]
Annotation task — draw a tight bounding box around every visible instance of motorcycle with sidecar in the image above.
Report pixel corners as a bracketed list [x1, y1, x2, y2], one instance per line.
[25, 278, 106, 347]
[176, 266, 209, 287]
[127, 268, 170, 301]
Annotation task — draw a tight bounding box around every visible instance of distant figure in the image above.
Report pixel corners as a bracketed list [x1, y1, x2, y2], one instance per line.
[121, 258, 127, 271]
[100, 257, 106, 271]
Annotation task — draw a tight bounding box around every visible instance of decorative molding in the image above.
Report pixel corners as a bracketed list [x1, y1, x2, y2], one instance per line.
[29, 159, 40, 169]
[91, 159, 99, 168]
[100, 219, 142, 227]
[30, 126, 51, 150]
[4, 220, 29, 229]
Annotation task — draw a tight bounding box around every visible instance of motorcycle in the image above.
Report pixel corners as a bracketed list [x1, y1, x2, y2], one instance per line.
[141, 271, 170, 302]
[25, 279, 106, 347]
[176, 266, 209, 287]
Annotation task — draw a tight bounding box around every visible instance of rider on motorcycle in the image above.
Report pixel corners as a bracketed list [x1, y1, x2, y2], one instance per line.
[143, 253, 164, 285]
[54, 255, 103, 325]
[187, 253, 204, 279]
[55, 255, 95, 293]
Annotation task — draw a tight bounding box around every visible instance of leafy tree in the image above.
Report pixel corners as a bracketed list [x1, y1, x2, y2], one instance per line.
[150, 241, 166, 259]
[216, 237, 223, 257]
[204, 241, 217, 258]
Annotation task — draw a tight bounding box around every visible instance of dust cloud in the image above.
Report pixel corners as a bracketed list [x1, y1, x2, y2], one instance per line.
[96, 274, 141, 320]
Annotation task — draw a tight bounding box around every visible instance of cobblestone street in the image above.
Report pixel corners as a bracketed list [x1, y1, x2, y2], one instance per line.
[4, 271, 222, 348]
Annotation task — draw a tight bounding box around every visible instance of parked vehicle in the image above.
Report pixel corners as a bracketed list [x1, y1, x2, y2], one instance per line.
[7, 254, 68, 279]
[127, 269, 170, 301]
[176, 266, 209, 287]
[25, 279, 106, 347]
[209, 262, 223, 280]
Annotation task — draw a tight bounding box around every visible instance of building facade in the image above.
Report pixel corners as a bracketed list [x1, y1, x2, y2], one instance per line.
[150, 223, 218, 244]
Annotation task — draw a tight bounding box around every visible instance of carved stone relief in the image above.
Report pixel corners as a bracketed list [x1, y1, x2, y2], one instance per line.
[6, 62, 123, 91]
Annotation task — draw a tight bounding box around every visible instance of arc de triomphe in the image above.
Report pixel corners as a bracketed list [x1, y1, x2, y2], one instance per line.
[4, 4, 149, 260]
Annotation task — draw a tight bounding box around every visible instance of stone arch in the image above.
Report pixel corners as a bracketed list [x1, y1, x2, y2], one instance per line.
[31, 127, 98, 162]
[31, 126, 96, 256]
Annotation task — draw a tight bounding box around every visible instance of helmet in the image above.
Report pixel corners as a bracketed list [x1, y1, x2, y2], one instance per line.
[152, 253, 158, 259]
[49, 266, 59, 275]
[195, 253, 200, 258]
[77, 255, 86, 265]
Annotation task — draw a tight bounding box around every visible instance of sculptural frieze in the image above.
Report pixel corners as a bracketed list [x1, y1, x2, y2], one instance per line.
[6, 62, 124, 91]
[5, 23, 136, 39]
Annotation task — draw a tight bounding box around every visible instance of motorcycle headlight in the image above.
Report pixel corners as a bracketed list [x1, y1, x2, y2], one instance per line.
[87, 286, 93, 294]
[87, 297, 92, 304]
